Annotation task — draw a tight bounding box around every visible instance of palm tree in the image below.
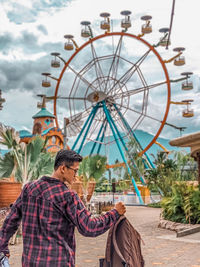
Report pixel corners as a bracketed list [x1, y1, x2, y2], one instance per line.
[0, 123, 21, 180]
[146, 151, 178, 197]
[78, 154, 107, 186]
[0, 123, 55, 186]
[151, 151, 168, 170]
[172, 150, 197, 181]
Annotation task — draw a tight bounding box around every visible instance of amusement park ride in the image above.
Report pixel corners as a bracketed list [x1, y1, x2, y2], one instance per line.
[39, 11, 194, 204]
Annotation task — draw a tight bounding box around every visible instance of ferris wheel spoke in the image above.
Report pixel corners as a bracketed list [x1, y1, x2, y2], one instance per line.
[55, 96, 87, 100]
[104, 118, 132, 146]
[114, 119, 142, 151]
[105, 36, 123, 92]
[107, 48, 151, 96]
[114, 65, 150, 114]
[113, 80, 168, 100]
[90, 42, 107, 91]
[137, 67, 149, 114]
[104, 114, 131, 146]
[67, 64, 98, 92]
[79, 106, 93, 119]
[86, 119, 99, 141]
[86, 113, 106, 146]
[113, 101, 162, 124]
[67, 106, 92, 126]
[120, 49, 151, 85]
[133, 113, 146, 131]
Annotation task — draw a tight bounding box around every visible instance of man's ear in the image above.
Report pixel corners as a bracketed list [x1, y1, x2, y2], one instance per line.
[60, 165, 65, 174]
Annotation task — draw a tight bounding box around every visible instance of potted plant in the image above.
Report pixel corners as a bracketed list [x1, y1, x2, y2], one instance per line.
[0, 124, 55, 207]
[78, 155, 107, 203]
[71, 176, 84, 199]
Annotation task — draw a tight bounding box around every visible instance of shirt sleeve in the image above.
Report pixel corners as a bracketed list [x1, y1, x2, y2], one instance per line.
[0, 192, 22, 254]
[65, 191, 120, 237]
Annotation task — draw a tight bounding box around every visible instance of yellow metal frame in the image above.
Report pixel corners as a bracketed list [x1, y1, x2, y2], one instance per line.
[164, 52, 182, 63]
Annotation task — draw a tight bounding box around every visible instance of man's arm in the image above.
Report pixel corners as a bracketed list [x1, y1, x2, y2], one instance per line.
[65, 192, 126, 237]
[0, 194, 22, 254]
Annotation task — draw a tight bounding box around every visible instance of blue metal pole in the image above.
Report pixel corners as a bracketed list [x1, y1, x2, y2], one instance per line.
[113, 103, 155, 169]
[102, 101, 144, 205]
[112, 105, 150, 171]
[77, 104, 99, 154]
[90, 119, 106, 156]
[72, 106, 97, 151]
[97, 121, 108, 155]
[104, 103, 145, 185]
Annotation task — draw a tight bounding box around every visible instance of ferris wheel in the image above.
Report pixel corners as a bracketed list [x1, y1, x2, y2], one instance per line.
[41, 11, 194, 204]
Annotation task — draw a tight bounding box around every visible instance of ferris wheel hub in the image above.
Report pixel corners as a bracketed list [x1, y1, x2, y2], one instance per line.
[87, 91, 107, 103]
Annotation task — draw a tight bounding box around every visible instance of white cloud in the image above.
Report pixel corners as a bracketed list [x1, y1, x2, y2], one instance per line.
[1, 89, 38, 131]
[0, 0, 200, 145]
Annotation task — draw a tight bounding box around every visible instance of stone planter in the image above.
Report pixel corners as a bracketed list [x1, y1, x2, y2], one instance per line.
[158, 218, 200, 237]
[71, 180, 83, 200]
[70, 180, 96, 203]
[0, 181, 22, 208]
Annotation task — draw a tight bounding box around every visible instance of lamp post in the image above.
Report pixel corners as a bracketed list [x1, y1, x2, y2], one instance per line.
[63, 117, 69, 149]
[0, 90, 5, 111]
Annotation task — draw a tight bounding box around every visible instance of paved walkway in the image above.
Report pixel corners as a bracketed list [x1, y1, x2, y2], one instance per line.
[8, 206, 200, 266]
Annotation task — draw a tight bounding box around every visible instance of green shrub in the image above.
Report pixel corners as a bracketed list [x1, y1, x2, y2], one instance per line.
[161, 183, 200, 224]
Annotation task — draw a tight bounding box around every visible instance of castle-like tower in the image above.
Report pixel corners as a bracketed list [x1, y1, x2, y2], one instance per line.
[20, 99, 64, 153]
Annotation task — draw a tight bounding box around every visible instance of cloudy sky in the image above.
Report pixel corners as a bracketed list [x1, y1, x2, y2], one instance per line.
[0, 0, 199, 142]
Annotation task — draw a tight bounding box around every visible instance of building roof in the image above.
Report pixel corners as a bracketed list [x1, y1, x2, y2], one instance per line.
[32, 108, 55, 119]
[20, 127, 62, 139]
[169, 131, 200, 158]
[19, 130, 32, 138]
[169, 132, 200, 147]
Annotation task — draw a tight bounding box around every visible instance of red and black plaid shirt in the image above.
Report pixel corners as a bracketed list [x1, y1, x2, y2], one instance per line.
[0, 176, 120, 266]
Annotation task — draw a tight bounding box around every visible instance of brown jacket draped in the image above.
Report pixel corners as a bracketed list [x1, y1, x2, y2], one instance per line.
[100, 215, 144, 267]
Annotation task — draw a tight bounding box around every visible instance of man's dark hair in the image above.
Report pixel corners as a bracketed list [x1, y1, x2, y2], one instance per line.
[54, 149, 82, 170]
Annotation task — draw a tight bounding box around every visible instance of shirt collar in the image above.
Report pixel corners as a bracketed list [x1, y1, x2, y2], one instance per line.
[41, 176, 68, 188]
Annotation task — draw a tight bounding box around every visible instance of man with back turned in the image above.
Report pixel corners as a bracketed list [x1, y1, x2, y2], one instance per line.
[0, 149, 126, 266]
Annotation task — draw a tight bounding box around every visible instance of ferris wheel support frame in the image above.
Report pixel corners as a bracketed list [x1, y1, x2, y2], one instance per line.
[77, 106, 99, 154]
[102, 101, 144, 204]
[71, 104, 98, 151]
[71, 100, 144, 204]
[113, 103, 155, 169]
[101, 102, 146, 186]
[89, 119, 106, 155]
[97, 121, 108, 155]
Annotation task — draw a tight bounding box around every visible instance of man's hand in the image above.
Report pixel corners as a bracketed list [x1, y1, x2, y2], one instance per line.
[114, 202, 126, 215]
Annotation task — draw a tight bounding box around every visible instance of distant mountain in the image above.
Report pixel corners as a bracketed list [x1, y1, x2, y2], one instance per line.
[0, 129, 189, 165]
[81, 129, 188, 164]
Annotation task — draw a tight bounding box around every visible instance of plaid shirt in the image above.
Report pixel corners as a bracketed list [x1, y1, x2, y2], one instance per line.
[0, 176, 120, 266]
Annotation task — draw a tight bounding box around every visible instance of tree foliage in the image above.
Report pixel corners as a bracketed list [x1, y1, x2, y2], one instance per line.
[124, 137, 146, 182]
[0, 124, 55, 185]
[146, 150, 197, 197]
[161, 183, 200, 224]
[78, 154, 107, 188]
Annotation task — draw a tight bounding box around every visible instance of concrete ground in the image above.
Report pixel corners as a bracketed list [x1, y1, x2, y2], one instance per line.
[8, 206, 200, 267]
